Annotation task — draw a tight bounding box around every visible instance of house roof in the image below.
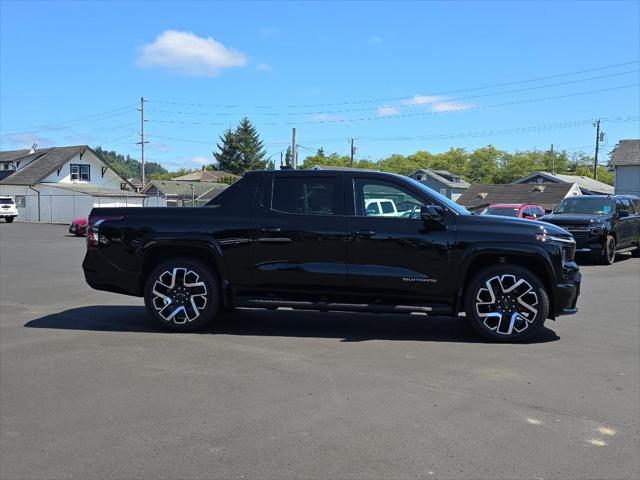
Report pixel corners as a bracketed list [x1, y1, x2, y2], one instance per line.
[514, 171, 614, 194]
[141, 180, 224, 198]
[611, 139, 640, 166]
[0, 145, 135, 189]
[196, 184, 229, 201]
[173, 170, 237, 182]
[411, 168, 470, 189]
[44, 183, 146, 197]
[456, 183, 577, 210]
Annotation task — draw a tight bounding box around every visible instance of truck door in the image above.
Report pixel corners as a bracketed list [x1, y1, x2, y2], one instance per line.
[345, 176, 453, 304]
[247, 173, 347, 298]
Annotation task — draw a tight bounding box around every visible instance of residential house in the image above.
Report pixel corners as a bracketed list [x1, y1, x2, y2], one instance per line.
[0, 145, 144, 222]
[514, 171, 613, 195]
[142, 180, 227, 207]
[456, 183, 581, 212]
[610, 139, 640, 196]
[195, 184, 231, 205]
[409, 169, 470, 201]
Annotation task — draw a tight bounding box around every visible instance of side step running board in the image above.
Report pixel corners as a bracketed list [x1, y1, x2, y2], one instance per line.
[234, 298, 451, 315]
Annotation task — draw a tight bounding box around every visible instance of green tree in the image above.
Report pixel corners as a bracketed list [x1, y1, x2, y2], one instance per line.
[213, 129, 241, 173]
[233, 117, 267, 172]
[284, 146, 293, 167]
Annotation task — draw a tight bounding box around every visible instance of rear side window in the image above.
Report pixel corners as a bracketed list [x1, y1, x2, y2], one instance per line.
[0, 198, 14, 205]
[272, 177, 336, 215]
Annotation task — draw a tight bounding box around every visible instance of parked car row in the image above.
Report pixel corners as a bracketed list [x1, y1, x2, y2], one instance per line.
[479, 195, 640, 265]
[0, 196, 17, 223]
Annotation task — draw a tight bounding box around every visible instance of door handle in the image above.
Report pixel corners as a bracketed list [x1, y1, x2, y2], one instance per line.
[262, 227, 282, 233]
[355, 230, 376, 237]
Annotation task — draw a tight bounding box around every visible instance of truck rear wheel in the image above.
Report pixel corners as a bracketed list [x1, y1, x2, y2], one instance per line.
[464, 264, 549, 342]
[5, 217, 14, 223]
[144, 258, 219, 332]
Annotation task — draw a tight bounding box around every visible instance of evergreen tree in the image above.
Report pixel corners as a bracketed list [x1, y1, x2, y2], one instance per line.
[213, 129, 241, 173]
[233, 117, 267, 172]
[284, 146, 293, 167]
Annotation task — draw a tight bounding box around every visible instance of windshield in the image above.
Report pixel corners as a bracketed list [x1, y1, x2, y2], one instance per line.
[485, 206, 520, 217]
[404, 177, 470, 215]
[0, 198, 15, 205]
[553, 197, 613, 215]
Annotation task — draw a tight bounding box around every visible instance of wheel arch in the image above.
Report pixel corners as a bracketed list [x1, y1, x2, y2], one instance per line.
[139, 237, 230, 307]
[455, 246, 556, 319]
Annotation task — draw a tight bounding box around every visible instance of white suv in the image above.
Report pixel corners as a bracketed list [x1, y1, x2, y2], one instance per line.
[0, 196, 18, 223]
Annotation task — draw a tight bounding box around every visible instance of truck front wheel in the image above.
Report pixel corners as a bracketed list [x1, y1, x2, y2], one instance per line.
[144, 258, 220, 332]
[464, 265, 549, 342]
[5, 216, 14, 223]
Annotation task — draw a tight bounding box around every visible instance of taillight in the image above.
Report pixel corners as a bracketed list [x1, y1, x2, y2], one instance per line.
[86, 216, 123, 250]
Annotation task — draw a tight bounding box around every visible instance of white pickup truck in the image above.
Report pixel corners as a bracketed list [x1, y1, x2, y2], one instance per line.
[0, 196, 18, 223]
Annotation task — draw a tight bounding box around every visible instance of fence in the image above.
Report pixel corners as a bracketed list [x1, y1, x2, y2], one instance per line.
[11, 194, 144, 223]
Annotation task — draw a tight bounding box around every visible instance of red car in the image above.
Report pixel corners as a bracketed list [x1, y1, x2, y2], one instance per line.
[483, 203, 546, 220]
[68, 217, 88, 236]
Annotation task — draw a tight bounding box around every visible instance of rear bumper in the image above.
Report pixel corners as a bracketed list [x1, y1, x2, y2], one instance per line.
[0, 212, 17, 217]
[82, 251, 141, 297]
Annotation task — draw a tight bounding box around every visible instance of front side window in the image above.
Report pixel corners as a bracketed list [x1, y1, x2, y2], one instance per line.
[354, 179, 423, 219]
[271, 177, 336, 215]
[70, 164, 90, 181]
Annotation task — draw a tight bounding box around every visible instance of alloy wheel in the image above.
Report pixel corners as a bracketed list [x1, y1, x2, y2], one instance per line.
[151, 267, 208, 324]
[475, 274, 539, 335]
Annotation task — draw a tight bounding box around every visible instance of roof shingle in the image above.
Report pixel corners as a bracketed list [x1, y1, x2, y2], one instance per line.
[611, 139, 640, 166]
[457, 183, 577, 210]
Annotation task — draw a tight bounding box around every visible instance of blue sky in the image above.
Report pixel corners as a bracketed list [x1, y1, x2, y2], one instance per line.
[1, 0, 638, 170]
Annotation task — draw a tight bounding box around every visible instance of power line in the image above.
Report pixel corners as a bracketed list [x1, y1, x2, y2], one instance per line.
[145, 115, 639, 148]
[144, 84, 639, 127]
[147, 60, 639, 109]
[143, 68, 639, 118]
[2, 105, 137, 133]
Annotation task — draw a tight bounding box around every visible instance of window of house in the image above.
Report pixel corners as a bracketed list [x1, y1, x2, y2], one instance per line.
[14, 196, 26, 208]
[271, 177, 336, 215]
[70, 164, 90, 181]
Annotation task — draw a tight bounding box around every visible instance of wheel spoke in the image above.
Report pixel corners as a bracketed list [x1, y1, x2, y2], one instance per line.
[475, 273, 539, 336]
[152, 267, 208, 324]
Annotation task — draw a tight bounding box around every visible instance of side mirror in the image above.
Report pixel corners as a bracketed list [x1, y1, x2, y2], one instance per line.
[618, 210, 629, 218]
[544, 209, 553, 214]
[421, 205, 444, 224]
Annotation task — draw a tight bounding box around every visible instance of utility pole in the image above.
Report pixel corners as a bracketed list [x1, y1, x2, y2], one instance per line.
[291, 128, 297, 169]
[137, 97, 149, 186]
[349, 138, 355, 167]
[593, 119, 600, 180]
[550, 143, 555, 173]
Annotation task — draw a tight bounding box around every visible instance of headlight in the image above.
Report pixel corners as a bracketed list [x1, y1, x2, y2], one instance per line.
[536, 234, 576, 244]
[589, 225, 605, 235]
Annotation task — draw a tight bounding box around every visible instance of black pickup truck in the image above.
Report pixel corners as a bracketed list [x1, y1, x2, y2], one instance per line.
[542, 195, 640, 265]
[83, 170, 581, 342]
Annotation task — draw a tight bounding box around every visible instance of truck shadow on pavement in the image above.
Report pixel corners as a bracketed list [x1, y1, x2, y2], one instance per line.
[24, 305, 560, 344]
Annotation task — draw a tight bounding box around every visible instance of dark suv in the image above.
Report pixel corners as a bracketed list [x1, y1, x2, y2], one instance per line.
[83, 170, 581, 342]
[542, 195, 640, 264]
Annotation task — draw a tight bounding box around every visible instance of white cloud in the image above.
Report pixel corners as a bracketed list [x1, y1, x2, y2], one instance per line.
[430, 101, 472, 112]
[0, 132, 54, 148]
[377, 105, 400, 116]
[256, 62, 273, 72]
[138, 30, 247, 77]
[308, 113, 344, 122]
[191, 155, 211, 166]
[400, 95, 441, 106]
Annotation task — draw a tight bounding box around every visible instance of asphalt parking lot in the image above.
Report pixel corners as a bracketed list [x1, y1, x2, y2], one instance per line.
[1, 222, 639, 480]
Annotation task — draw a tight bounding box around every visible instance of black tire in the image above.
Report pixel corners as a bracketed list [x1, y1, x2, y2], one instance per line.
[5, 217, 14, 223]
[600, 235, 616, 265]
[632, 244, 640, 258]
[144, 257, 220, 332]
[464, 264, 549, 343]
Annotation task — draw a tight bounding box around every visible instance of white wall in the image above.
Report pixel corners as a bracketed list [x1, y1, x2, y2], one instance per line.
[615, 165, 640, 196]
[41, 150, 124, 189]
[0, 184, 143, 223]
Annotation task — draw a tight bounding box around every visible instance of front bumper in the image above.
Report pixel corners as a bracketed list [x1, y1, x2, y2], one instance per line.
[553, 264, 581, 317]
